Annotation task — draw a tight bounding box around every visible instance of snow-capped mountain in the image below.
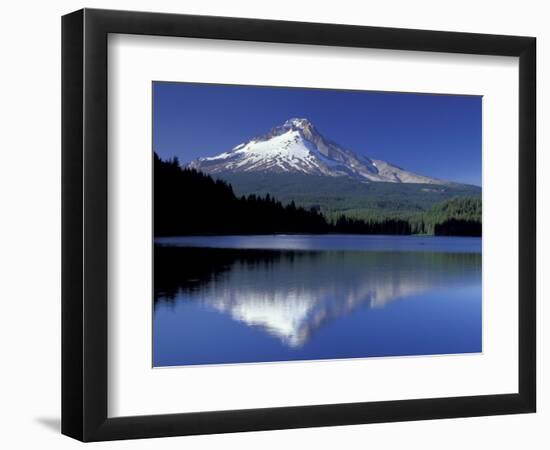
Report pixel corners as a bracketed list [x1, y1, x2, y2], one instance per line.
[187, 118, 446, 184]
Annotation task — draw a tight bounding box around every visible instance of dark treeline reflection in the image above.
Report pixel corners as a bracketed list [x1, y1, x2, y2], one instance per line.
[154, 154, 480, 236]
[154, 245, 303, 301]
[154, 245, 481, 348]
[154, 246, 481, 302]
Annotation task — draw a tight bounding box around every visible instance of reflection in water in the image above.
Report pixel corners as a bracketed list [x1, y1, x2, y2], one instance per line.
[155, 246, 481, 348]
[155, 234, 481, 253]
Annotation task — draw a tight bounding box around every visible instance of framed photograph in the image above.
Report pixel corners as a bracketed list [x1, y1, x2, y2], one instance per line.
[62, 8, 536, 441]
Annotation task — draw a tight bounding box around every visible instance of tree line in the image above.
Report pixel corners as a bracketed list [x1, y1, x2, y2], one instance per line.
[407, 196, 481, 236]
[154, 154, 481, 237]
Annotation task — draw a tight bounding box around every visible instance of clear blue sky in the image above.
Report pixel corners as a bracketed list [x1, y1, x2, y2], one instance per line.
[153, 82, 482, 186]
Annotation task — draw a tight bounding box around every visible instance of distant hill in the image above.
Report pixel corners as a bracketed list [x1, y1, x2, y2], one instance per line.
[215, 171, 481, 220]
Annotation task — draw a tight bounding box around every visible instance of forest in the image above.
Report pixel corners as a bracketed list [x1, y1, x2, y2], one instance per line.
[154, 154, 481, 237]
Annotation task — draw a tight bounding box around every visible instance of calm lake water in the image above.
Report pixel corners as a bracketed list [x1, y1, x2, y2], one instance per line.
[154, 235, 482, 367]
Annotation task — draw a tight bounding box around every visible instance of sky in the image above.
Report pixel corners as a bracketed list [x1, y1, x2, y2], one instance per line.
[153, 82, 482, 186]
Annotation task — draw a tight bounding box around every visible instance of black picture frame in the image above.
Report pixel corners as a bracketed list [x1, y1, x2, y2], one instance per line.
[62, 8, 536, 442]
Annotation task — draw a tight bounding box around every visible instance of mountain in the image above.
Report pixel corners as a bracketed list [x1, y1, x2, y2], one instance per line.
[188, 118, 446, 184]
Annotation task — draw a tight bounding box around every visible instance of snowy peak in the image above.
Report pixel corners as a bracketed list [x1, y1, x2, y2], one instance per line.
[285, 117, 312, 128]
[262, 118, 315, 137]
[187, 118, 446, 184]
[281, 117, 315, 132]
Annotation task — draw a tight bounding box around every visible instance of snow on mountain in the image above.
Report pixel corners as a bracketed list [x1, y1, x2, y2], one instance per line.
[187, 118, 446, 184]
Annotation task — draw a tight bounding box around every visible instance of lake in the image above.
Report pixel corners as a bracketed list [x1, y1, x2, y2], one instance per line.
[153, 235, 482, 367]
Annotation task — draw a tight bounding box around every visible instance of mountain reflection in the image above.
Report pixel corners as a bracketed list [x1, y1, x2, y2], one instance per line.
[155, 246, 481, 348]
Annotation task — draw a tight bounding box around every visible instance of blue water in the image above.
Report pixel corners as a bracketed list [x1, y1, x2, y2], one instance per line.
[155, 234, 481, 253]
[154, 235, 482, 367]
